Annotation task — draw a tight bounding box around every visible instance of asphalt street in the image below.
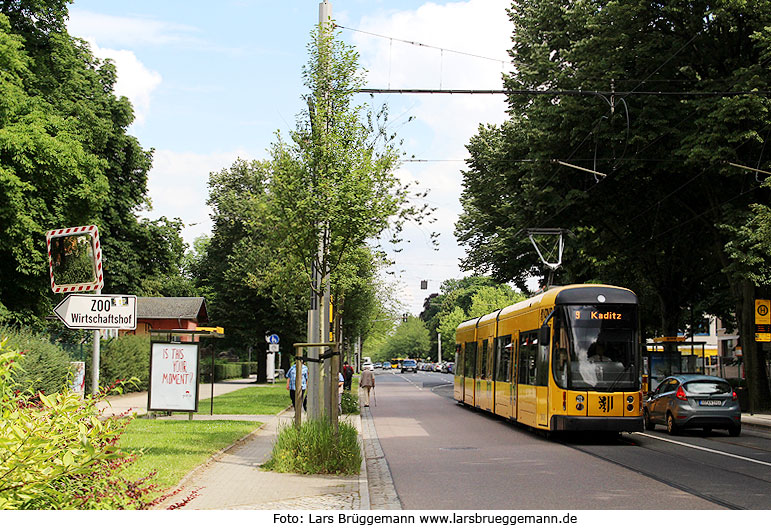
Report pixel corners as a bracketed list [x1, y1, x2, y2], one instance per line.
[367, 369, 771, 510]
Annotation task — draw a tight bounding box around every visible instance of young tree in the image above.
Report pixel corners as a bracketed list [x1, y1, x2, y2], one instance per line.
[260, 25, 433, 413]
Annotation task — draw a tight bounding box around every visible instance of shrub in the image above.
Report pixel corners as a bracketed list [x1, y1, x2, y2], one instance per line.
[98, 335, 152, 392]
[0, 326, 70, 395]
[341, 391, 359, 414]
[263, 418, 361, 475]
[0, 337, 167, 509]
[214, 362, 243, 381]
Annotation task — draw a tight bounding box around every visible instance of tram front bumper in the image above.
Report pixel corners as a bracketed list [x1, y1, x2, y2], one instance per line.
[550, 415, 644, 432]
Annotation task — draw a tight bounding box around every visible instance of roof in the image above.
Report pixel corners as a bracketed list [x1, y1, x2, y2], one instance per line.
[136, 297, 208, 323]
[668, 374, 729, 383]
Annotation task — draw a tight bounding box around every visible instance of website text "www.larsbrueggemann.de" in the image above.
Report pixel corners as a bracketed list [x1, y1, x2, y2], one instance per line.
[273, 512, 579, 527]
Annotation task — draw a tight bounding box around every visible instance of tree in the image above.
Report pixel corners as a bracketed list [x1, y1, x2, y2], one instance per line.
[265, 24, 432, 313]
[457, 0, 771, 409]
[257, 24, 433, 411]
[382, 317, 431, 361]
[199, 159, 307, 380]
[0, 4, 189, 326]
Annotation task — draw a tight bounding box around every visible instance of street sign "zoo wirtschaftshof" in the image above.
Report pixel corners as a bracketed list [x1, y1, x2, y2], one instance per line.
[54, 294, 137, 330]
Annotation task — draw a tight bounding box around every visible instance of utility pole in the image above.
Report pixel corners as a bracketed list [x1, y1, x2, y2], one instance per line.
[91, 287, 101, 395]
[306, 0, 334, 421]
[437, 332, 442, 364]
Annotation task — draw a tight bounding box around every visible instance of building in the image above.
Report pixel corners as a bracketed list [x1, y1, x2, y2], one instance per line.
[120, 297, 209, 342]
[645, 315, 741, 390]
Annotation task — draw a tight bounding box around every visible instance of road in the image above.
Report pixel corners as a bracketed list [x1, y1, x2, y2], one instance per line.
[367, 368, 771, 510]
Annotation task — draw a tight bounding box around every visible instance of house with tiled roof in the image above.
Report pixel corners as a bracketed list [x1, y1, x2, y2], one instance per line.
[120, 297, 208, 341]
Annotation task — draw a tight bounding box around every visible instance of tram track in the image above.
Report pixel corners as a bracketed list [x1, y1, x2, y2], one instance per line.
[560, 429, 771, 509]
[561, 437, 746, 510]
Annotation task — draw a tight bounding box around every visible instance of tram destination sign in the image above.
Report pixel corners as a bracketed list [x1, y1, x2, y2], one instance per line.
[54, 294, 137, 330]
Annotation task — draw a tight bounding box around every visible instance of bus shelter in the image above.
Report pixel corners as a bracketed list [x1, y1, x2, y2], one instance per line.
[644, 337, 707, 393]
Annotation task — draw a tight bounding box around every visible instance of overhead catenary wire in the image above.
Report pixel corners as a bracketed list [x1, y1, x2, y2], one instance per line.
[335, 24, 509, 66]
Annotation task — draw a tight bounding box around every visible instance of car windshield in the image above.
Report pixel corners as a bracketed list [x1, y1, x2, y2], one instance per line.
[554, 304, 638, 391]
[683, 380, 731, 395]
[403, 360, 416, 366]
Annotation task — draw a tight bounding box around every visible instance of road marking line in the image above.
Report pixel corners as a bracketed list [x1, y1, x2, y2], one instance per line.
[634, 432, 771, 467]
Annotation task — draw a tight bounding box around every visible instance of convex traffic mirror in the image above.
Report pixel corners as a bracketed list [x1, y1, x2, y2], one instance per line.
[46, 225, 103, 293]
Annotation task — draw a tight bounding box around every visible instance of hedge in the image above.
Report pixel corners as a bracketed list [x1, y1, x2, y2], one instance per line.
[0, 326, 70, 395]
[97, 335, 151, 391]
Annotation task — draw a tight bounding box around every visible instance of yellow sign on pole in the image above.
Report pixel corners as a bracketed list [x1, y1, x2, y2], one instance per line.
[755, 300, 770, 342]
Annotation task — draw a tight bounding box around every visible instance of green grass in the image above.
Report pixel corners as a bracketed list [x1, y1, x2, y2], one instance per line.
[193, 384, 290, 415]
[262, 418, 361, 475]
[119, 419, 260, 490]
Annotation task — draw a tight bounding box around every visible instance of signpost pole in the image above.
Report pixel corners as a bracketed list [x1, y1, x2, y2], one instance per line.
[91, 287, 101, 395]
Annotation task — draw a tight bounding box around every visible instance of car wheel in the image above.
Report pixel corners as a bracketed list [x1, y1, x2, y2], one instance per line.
[643, 409, 655, 431]
[728, 423, 741, 437]
[666, 413, 679, 435]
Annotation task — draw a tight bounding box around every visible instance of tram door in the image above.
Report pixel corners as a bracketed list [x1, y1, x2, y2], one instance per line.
[463, 341, 476, 406]
[493, 334, 513, 418]
[510, 332, 518, 420]
[454, 343, 464, 402]
[476, 338, 493, 411]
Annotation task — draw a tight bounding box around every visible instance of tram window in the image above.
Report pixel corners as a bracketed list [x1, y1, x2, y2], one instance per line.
[455, 343, 462, 370]
[536, 339, 549, 387]
[518, 331, 538, 385]
[496, 335, 512, 382]
[464, 342, 476, 378]
[479, 339, 488, 379]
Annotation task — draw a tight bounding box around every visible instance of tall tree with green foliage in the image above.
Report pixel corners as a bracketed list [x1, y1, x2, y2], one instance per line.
[458, 0, 771, 409]
[0, 2, 192, 326]
[382, 316, 431, 361]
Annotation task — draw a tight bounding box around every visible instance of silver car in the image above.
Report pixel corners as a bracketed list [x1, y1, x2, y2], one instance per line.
[643, 374, 741, 436]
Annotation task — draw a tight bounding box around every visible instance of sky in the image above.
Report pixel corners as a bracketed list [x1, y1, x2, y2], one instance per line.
[66, 0, 514, 316]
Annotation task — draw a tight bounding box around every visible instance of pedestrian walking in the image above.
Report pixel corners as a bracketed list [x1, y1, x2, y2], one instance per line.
[360, 365, 375, 407]
[286, 360, 308, 411]
[342, 361, 354, 391]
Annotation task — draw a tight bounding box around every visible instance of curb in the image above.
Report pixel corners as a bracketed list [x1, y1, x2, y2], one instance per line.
[743, 417, 771, 432]
[357, 413, 371, 510]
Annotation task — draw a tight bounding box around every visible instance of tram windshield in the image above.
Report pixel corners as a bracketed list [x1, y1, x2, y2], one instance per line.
[553, 305, 638, 391]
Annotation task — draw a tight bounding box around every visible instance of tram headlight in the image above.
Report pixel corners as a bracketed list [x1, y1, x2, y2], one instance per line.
[626, 395, 634, 404]
[627, 404, 634, 411]
[575, 395, 585, 403]
[576, 403, 584, 411]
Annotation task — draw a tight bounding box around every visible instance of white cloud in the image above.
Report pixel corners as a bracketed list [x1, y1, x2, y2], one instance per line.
[84, 40, 162, 125]
[68, 10, 199, 48]
[142, 149, 256, 245]
[352, 0, 512, 314]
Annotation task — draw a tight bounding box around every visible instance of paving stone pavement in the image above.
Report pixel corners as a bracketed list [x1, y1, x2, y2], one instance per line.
[155, 391, 401, 510]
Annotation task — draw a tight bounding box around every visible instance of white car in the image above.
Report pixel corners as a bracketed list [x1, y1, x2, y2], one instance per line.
[362, 362, 374, 371]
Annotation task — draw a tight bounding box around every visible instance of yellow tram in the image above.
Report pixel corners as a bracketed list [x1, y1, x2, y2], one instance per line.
[454, 284, 643, 432]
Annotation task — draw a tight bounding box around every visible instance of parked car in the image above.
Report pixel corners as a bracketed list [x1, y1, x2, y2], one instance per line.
[401, 359, 418, 373]
[373, 362, 382, 369]
[643, 374, 741, 436]
[362, 362, 374, 371]
[445, 362, 454, 374]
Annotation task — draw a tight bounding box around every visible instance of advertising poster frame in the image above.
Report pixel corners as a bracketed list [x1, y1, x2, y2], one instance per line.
[147, 341, 200, 412]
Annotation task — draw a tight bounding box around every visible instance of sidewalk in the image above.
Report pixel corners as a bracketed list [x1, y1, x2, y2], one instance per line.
[741, 412, 771, 431]
[100, 381, 401, 510]
[97, 376, 266, 417]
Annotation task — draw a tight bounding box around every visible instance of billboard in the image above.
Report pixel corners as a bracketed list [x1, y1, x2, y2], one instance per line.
[148, 342, 200, 412]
